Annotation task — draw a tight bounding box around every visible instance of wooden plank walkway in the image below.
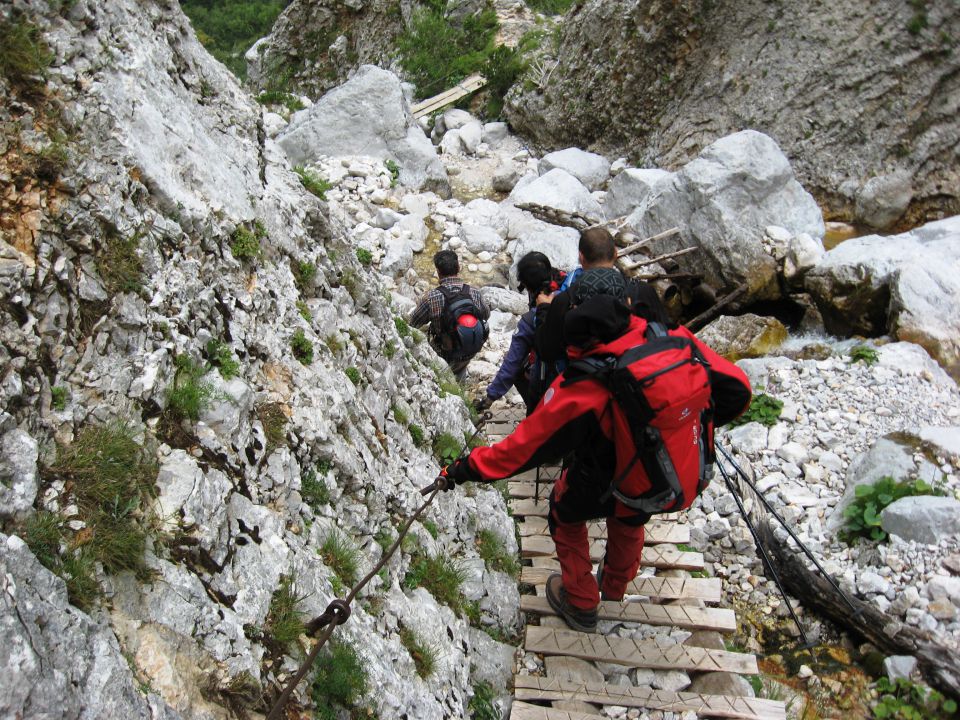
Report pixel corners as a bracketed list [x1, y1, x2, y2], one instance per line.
[411, 74, 486, 119]
[514, 678, 788, 720]
[476, 407, 784, 720]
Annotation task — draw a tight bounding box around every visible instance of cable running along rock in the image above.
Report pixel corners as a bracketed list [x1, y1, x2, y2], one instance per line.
[265, 412, 491, 720]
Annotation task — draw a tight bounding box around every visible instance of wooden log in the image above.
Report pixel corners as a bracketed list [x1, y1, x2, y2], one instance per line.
[616, 227, 681, 257]
[684, 284, 748, 332]
[525, 626, 758, 674]
[520, 568, 722, 602]
[521, 595, 737, 632]
[621, 246, 699, 272]
[757, 520, 960, 700]
[513, 677, 785, 720]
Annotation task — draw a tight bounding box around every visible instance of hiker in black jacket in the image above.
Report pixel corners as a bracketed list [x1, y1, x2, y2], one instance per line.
[410, 250, 489, 382]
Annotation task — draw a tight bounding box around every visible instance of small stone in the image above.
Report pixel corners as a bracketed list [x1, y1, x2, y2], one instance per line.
[797, 664, 813, 679]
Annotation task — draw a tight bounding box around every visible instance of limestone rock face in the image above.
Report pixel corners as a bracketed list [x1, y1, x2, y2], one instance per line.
[625, 131, 824, 301]
[602, 168, 672, 220]
[0, 429, 39, 520]
[0, 534, 181, 719]
[506, 0, 960, 226]
[277, 65, 450, 196]
[806, 216, 960, 371]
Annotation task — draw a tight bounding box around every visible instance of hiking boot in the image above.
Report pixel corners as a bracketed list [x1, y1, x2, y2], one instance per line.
[545, 573, 598, 633]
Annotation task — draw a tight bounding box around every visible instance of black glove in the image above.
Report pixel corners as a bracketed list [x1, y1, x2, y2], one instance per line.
[440, 453, 478, 490]
[474, 394, 493, 412]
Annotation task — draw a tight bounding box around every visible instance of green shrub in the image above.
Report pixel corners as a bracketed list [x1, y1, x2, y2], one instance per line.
[167, 354, 214, 421]
[265, 575, 306, 647]
[872, 677, 957, 718]
[384, 159, 400, 187]
[730, 392, 783, 427]
[324, 334, 343, 354]
[345, 367, 362, 386]
[403, 552, 468, 614]
[294, 165, 333, 200]
[319, 529, 360, 587]
[98, 229, 144, 294]
[0, 18, 53, 89]
[468, 680, 498, 720]
[33, 137, 69, 183]
[51, 385, 69, 411]
[356, 247, 373, 266]
[422, 519, 439, 539]
[255, 90, 305, 112]
[384, 340, 397, 359]
[843, 476, 944, 543]
[907, 12, 928, 35]
[180, 0, 286, 80]
[476, 528, 519, 577]
[525, 0, 574, 14]
[230, 225, 261, 262]
[408, 424, 425, 447]
[849, 344, 879, 366]
[257, 402, 287, 454]
[432, 432, 463, 465]
[311, 641, 368, 720]
[205, 339, 239, 379]
[47, 422, 158, 587]
[291, 329, 314, 364]
[400, 627, 437, 678]
[394, 316, 410, 338]
[396, 3, 498, 98]
[292, 260, 316, 291]
[392, 404, 408, 425]
[481, 44, 525, 118]
[301, 468, 330, 512]
[296, 300, 312, 322]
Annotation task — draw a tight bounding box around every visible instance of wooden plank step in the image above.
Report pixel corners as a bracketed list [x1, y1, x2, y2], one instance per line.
[521, 536, 704, 570]
[525, 626, 758, 674]
[411, 75, 486, 118]
[520, 568, 722, 602]
[510, 701, 599, 720]
[521, 596, 736, 632]
[518, 517, 690, 545]
[514, 677, 786, 720]
[510, 498, 551, 517]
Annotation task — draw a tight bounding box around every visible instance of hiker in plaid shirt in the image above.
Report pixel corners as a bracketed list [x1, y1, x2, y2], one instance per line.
[410, 250, 489, 381]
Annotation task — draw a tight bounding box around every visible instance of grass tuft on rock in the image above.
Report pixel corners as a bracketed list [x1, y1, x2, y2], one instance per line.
[311, 640, 368, 720]
[319, 529, 360, 588]
[265, 574, 307, 648]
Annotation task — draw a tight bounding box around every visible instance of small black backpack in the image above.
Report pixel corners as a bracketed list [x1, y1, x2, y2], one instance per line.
[436, 285, 488, 362]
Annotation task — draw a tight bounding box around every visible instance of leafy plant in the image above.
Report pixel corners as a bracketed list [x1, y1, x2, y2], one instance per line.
[392, 404, 408, 425]
[476, 528, 519, 577]
[432, 432, 463, 465]
[291, 329, 314, 364]
[873, 677, 957, 718]
[205, 339, 239, 379]
[296, 300, 312, 322]
[525, 0, 574, 15]
[292, 260, 316, 291]
[310, 640, 368, 720]
[400, 627, 437, 678]
[319, 529, 360, 587]
[265, 574, 306, 648]
[230, 225, 262, 262]
[294, 165, 333, 200]
[301, 468, 330, 512]
[51, 385, 69, 411]
[469, 680, 499, 720]
[345, 367, 362, 386]
[394, 316, 410, 338]
[730, 392, 783, 427]
[384, 159, 400, 187]
[403, 552, 468, 614]
[849, 344, 879, 366]
[843, 476, 944, 543]
[255, 90, 305, 112]
[384, 340, 397, 359]
[167, 354, 214, 421]
[356, 247, 373, 266]
[422, 519, 439, 539]
[33, 137, 69, 183]
[481, 44, 525, 118]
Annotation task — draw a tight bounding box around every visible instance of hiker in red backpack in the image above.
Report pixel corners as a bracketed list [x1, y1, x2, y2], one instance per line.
[410, 250, 490, 382]
[441, 289, 751, 633]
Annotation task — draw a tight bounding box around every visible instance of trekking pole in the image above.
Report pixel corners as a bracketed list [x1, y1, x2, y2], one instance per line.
[715, 457, 815, 651]
[715, 443, 862, 618]
[267, 413, 491, 720]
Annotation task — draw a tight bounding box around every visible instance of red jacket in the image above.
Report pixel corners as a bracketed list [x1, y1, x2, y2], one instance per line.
[465, 316, 752, 517]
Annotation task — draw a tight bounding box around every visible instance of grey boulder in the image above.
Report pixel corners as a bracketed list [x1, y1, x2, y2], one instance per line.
[539, 147, 612, 191]
[508, 168, 603, 222]
[881, 496, 960, 545]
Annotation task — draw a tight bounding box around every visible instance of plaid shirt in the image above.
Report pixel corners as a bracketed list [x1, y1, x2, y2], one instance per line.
[409, 277, 489, 334]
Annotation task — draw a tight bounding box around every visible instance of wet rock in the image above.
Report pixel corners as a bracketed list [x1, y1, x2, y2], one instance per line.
[855, 171, 913, 230]
[698, 314, 787, 360]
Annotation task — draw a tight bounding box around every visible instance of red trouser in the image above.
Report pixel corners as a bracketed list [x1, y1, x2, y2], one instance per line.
[549, 469, 647, 610]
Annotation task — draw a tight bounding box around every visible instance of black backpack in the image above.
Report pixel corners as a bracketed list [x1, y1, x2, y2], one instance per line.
[436, 285, 488, 362]
[562, 321, 715, 516]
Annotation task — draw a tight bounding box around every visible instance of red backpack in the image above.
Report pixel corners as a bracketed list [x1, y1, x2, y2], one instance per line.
[563, 321, 715, 515]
